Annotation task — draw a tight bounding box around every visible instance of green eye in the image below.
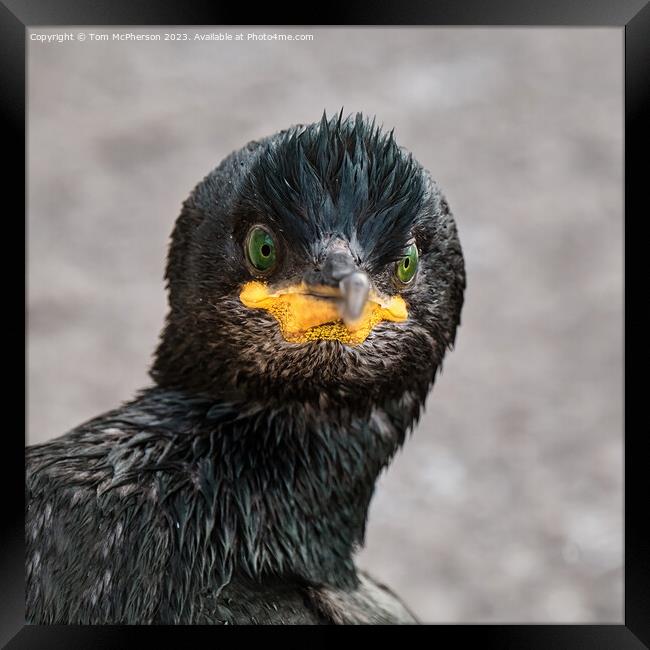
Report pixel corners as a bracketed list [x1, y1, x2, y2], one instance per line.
[246, 226, 277, 273]
[395, 242, 418, 284]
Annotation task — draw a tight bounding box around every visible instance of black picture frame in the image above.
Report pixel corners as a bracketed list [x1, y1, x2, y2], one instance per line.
[4, 0, 647, 646]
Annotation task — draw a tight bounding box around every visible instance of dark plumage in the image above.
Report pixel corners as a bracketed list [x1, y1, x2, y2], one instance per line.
[26, 111, 466, 624]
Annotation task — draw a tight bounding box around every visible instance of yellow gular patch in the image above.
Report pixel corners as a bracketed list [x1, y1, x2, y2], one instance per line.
[239, 281, 408, 345]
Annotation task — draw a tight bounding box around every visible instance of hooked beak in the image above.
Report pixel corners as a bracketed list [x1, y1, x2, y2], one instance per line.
[239, 244, 408, 345]
[303, 244, 372, 326]
[338, 271, 370, 325]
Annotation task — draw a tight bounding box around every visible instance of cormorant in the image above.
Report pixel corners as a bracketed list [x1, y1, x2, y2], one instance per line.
[26, 111, 466, 624]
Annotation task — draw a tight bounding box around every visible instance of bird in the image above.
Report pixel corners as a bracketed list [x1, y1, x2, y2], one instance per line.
[26, 111, 466, 624]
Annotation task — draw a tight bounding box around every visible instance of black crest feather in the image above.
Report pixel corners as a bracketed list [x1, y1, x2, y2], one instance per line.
[238, 110, 428, 269]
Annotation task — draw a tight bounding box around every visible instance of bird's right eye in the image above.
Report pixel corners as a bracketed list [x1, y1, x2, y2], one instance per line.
[246, 225, 277, 273]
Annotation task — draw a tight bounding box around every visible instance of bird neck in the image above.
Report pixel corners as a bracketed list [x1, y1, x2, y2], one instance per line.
[137, 386, 420, 590]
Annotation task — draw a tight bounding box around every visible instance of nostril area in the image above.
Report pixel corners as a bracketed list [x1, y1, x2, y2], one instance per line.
[304, 268, 338, 288]
[322, 251, 358, 282]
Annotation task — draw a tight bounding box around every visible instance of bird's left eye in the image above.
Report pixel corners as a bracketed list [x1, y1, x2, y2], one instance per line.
[395, 243, 419, 284]
[246, 225, 277, 273]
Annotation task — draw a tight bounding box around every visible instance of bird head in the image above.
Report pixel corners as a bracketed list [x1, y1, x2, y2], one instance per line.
[151, 112, 465, 411]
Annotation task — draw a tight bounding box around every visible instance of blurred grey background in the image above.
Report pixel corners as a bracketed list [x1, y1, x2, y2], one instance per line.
[27, 27, 623, 623]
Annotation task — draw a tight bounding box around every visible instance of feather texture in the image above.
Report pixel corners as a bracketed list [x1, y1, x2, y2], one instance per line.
[26, 111, 465, 624]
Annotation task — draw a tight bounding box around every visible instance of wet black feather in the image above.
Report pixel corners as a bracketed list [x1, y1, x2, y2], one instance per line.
[26, 111, 465, 624]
